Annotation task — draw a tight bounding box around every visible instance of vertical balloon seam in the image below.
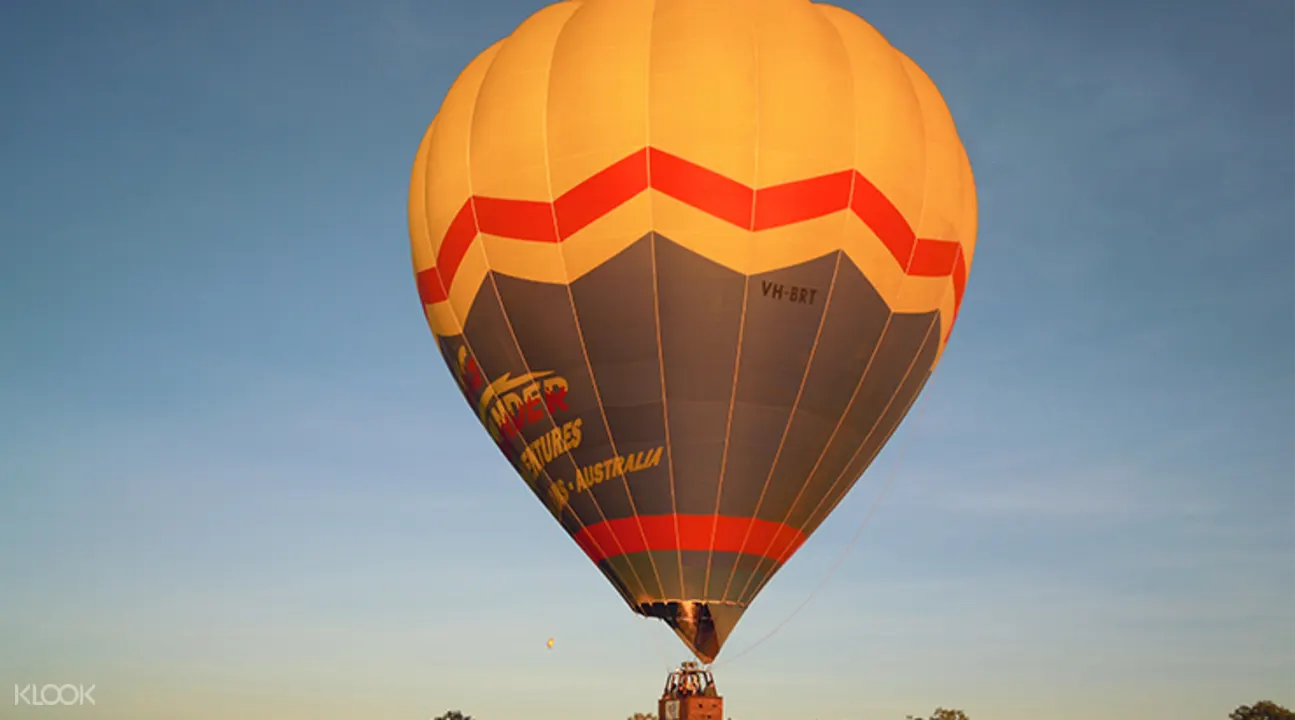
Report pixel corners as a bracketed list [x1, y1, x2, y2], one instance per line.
[941, 130, 977, 349]
[718, 2, 861, 605]
[731, 250, 844, 602]
[701, 270, 752, 600]
[410, 121, 441, 323]
[748, 50, 960, 598]
[421, 39, 503, 338]
[459, 32, 608, 551]
[465, 10, 652, 605]
[537, 0, 672, 602]
[722, 21, 930, 603]
[706, 0, 764, 606]
[790, 95, 977, 552]
[540, 2, 669, 604]
[638, 0, 690, 603]
[412, 52, 591, 552]
[775, 34, 947, 547]
[748, 283, 947, 604]
[791, 78, 978, 542]
[742, 301, 944, 605]
[730, 6, 867, 598]
[648, 234, 690, 601]
[718, 21, 906, 606]
[700, 0, 760, 602]
[793, 337, 937, 547]
[410, 53, 633, 602]
[715, 382, 935, 667]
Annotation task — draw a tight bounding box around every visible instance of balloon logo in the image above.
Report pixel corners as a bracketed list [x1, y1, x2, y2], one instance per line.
[409, 0, 976, 664]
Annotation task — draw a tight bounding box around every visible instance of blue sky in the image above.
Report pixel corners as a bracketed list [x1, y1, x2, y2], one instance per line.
[1, 1, 1291, 719]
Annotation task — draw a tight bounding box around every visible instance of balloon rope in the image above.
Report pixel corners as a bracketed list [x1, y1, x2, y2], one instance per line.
[709, 393, 931, 668]
[646, 615, 676, 672]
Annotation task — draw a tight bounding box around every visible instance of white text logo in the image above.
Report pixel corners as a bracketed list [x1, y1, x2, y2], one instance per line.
[13, 684, 96, 706]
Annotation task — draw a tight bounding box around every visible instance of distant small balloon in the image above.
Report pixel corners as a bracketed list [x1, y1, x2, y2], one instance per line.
[546, 638, 555, 649]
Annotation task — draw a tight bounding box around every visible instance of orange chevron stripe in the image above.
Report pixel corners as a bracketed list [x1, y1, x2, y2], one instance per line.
[416, 147, 968, 321]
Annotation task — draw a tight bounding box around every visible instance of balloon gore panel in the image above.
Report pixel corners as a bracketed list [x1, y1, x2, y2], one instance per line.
[434, 233, 941, 661]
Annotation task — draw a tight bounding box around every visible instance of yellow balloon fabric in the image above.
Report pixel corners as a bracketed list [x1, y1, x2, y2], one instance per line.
[409, 0, 977, 664]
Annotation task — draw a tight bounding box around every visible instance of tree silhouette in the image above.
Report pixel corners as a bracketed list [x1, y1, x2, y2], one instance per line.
[1230, 701, 1295, 720]
[907, 709, 970, 720]
[434, 712, 473, 720]
[627, 714, 658, 720]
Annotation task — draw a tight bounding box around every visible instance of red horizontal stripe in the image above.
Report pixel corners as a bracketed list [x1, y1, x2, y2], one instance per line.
[572, 514, 807, 565]
[556, 149, 650, 236]
[416, 267, 446, 305]
[851, 175, 915, 265]
[754, 170, 854, 230]
[649, 148, 753, 227]
[475, 197, 557, 243]
[415, 147, 968, 324]
[909, 237, 961, 277]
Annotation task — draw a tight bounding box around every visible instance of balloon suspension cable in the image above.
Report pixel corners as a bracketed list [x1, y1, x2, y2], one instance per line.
[645, 614, 677, 672]
[710, 394, 931, 668]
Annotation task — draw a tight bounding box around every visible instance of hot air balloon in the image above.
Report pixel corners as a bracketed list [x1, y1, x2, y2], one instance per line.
[408, 0, 976, 666]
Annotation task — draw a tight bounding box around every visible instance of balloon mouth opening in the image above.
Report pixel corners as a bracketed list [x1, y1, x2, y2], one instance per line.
[639, 600, 741, 664]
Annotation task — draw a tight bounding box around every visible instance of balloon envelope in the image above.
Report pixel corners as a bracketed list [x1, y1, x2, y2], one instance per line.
[408, 0, 977, 663]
